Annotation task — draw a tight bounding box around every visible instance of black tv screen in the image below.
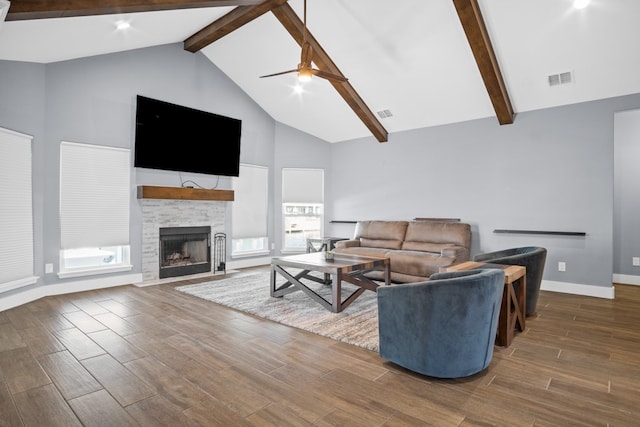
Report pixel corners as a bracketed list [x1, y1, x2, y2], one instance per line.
[134, 95, 242, 177]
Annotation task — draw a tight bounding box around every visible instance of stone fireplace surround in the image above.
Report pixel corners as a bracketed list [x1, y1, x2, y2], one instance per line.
[141, 199, 225, 281]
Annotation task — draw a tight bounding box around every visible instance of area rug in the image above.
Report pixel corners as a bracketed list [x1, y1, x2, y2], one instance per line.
[175, 270, 379, 352]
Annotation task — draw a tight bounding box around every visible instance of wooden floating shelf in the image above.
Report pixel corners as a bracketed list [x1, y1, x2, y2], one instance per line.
[493, 229, 586, 237]
[137, 185, 234, 201]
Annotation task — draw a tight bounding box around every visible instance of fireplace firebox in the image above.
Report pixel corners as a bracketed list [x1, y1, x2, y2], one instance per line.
[159, 226, 211, 279]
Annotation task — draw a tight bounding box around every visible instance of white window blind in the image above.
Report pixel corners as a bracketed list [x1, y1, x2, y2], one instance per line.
[60, 141, 130, 249]
[232, 164, 268, 239]
[0, 128, 34, 286]
[282, 168, 324, 203]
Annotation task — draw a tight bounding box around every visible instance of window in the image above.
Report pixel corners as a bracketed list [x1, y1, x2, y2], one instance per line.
[232, 164, 269, 256]
[59, 141, 132, 277]
[0, 127, 36, 291]
[282, 168, 324, 252]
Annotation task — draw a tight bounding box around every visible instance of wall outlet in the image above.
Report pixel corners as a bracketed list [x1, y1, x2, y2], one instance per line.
[558, 261, 566, 272]
[45, 263, 53, 274]
[633, 257, 640, 267]
[271, 242, 275, 250]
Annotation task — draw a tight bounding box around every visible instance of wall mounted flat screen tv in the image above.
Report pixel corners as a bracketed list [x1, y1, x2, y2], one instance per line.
[134, 95, 242, 177]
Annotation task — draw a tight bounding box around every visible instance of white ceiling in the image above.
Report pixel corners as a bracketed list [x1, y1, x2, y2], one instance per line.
[1, 0, 639, 143]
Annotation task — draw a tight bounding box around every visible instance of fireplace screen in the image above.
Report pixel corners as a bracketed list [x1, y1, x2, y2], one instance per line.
[159, 226, 211, 279]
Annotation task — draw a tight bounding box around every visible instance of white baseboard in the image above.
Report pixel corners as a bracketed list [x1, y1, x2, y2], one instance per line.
[227, 256, 271, 270]
[541, 279, 615, 299]
[612, 274, 640, 286]
[0, 273, 143, 312]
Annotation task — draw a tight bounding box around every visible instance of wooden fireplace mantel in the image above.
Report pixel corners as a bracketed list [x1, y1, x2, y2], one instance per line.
[137, 185, 234, 201]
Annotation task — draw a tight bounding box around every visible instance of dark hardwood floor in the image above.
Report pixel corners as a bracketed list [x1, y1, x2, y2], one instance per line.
[1, 267, 639, 426]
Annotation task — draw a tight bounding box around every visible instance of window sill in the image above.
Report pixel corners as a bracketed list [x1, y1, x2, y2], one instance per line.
[231, 250, 270, 259]
[281, 249, 307, 255]
[0, 275, 38, 293]
[58, 264, 133, 279]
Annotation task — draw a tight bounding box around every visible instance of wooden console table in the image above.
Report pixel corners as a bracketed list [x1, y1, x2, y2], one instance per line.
[441, 261, 526, 347]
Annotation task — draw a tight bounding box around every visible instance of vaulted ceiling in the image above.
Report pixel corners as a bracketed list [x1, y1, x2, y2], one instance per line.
[1, 0, 639, 143]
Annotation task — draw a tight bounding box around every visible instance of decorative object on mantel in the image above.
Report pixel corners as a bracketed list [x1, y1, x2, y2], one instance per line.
[176, 270, 379, 351]
[137, 185, 234, 201]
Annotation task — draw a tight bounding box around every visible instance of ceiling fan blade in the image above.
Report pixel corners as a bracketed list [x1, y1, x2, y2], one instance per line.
[311, 68, 348, 83]
[259, 69, 298, 78]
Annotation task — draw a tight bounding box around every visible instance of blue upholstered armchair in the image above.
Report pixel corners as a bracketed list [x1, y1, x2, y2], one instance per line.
[377, 269, 504, 378]
[473, 246, 547, 316]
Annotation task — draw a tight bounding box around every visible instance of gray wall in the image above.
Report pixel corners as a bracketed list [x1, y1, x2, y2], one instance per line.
[328, 94, 640, 290]
[0, 43, 281, 289]
[614, 108, 640, 277]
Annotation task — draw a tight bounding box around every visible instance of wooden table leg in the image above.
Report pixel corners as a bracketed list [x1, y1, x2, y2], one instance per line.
[496, 283, 510, 347]
[332, 270, 342, 313]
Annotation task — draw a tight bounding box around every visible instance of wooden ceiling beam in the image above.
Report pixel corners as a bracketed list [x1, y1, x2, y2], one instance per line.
[271, 3, 388, 143]
[453, 0, 514, 125]
[184, 0, 288, 52]
[5, 0, 263, 21]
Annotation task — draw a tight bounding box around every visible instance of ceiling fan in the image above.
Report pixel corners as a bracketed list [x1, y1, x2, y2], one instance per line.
[260, 0, 347, 83]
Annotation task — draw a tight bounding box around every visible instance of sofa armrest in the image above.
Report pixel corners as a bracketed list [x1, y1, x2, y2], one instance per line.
[335, 239, 360, 249]
[441, 245, 469, 262]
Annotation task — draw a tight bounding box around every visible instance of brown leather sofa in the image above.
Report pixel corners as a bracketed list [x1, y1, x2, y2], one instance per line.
[333, 220, 471, 283]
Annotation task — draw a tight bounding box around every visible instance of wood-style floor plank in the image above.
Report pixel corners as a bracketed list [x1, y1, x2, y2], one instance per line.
[0, 322, 27, 353]
[0, 347, 51, 394]
[80, 353, 157, 406]
[87, 328, 147, 363]
[0, 377, 23, 427]
[0, 270, 639, 425]
[36, 350, 103, 400]
[12, 384, 81, 427]
[68, 389, 139, 427]
[52, 327, 106, 360]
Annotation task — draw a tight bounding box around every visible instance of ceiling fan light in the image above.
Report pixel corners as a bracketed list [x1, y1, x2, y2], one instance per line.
[573, 0, 590, 9]
[298, 68, 312, 82]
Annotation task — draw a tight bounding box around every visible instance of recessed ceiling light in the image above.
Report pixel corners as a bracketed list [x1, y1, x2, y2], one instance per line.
[573, 0, 590, 9]
[115, 20, 130, 31]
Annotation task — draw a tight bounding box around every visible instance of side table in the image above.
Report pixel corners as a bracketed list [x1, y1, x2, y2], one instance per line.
[441, 261, 526, 347]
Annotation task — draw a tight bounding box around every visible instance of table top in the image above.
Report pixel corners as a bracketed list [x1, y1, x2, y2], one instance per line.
[441, 261, 525, 283]
[272, 251, 389, 274]
[306, 237, 349, 242]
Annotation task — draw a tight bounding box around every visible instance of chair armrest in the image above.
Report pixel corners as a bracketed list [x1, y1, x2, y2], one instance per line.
[334, 239, 360, 249]
[428, 269, 484, 281]
[441, 245, 469, 262]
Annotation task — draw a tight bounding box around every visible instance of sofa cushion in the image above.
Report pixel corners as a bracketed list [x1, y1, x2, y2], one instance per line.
[354, 220, 408, 250]
[388, 250, 458, 278]
[402, 221, 471, 256]
[401, 241, 456, 253]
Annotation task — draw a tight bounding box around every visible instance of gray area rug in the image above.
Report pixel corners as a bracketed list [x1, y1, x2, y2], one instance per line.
[176, 270, 379, 352]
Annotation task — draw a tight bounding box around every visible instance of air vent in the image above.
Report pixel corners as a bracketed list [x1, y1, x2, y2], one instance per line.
[377, 109, 393, 119]
[548, 71, 573, 87]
